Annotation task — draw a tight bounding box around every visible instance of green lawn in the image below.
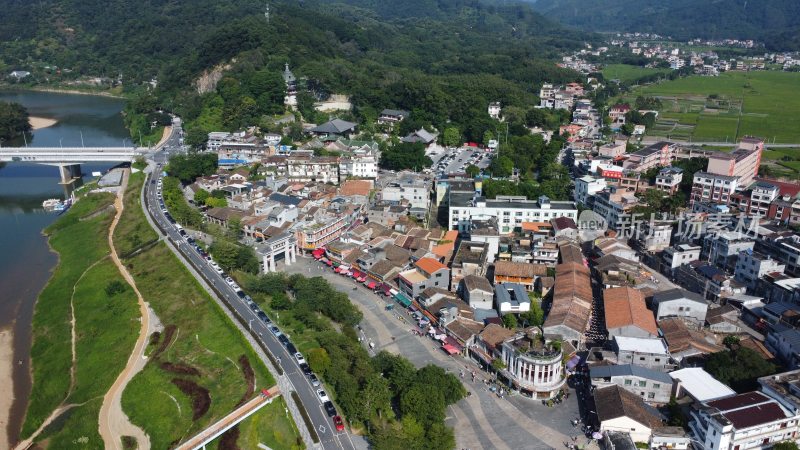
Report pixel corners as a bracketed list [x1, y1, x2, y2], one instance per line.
[21, 192, 117, 439]
[209, 397, 304, 450]
[120, 242, 289, 449]
[632, 71, 800, 143]
[34, 261, 139, 446]
[601, 64, 671, 83]
[113, 171, 158, 256]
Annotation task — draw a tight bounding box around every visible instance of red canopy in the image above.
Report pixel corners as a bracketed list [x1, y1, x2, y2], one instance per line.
[365, 281, 377, 289]
[442, 344, 460, 355]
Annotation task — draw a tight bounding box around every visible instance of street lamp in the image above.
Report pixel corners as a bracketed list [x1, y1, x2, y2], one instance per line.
[248, 319, 254, 332]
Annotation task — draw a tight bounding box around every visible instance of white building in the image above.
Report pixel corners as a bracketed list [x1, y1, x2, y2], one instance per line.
[663, 244, 702, 273]
[488, 102, 501, 119]
[689, 391, 799, 450]
[652, 288, 709, 325]
[690, 172, 739, 206]
[596, 385, 664, 443]
[499, 330, 566, 399]
[449, 194, 578, 234]
[670, 367, 735, 403]
[286, 156, 340, 185]
[655, 167, 683, 194]
[494, 283, 531, 315]
[339, 154, 378, 181]
[574, 175, 607, 206]
[381, 175, 431, 210]
[734, 250, 786, 292]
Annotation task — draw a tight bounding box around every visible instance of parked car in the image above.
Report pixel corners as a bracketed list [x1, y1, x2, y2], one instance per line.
[300, 363, 312, 375]
[268, 325, 281, 337]
[323, 401, 336, 417]
[317, 389, 330, 402]
[294, 352, 306, 364]
[309, 374, 321, 387]
[333, 415, 344, 432]
[278, 334, 289, 346]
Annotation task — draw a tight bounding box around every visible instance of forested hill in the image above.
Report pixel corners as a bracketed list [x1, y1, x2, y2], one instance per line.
[525, 0, 800, 51]
[0, 0, 592, 144]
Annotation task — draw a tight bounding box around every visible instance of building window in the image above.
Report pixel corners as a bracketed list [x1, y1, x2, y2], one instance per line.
[638, 380, 646, 387]
[652, 383, 660, 389]
[648, 392, 655, 399]
[624, 379, 632, 386]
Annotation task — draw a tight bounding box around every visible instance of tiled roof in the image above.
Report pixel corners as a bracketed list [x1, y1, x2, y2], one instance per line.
[706, 392, 789, 429]
[416, 257, 448, 275]
[658, 318, 723, 355]
[494, 260, 547, 279]
[339, 180, 372, 197]
[604, 287, 658, 336]
[595, 385, 663, 428]
[461, 274, 493, 293]
[478, 323, 516, 348]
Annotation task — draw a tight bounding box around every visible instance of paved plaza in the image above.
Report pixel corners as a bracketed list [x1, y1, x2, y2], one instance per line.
[284, 256, 601, 450]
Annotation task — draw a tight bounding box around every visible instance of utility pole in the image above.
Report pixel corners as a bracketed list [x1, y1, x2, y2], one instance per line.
[265, 3, 270, 23]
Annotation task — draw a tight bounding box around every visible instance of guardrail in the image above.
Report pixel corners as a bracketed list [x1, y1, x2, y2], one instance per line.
[142, 171, 318, 445]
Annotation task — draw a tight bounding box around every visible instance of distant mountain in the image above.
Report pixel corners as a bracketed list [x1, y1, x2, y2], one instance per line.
[525, 0, 800, 50]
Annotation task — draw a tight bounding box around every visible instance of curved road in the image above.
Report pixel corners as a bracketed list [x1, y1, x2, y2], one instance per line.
[141, 127, 358, 450]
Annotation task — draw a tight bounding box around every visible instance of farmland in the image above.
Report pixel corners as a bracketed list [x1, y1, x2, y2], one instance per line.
[601, 64, 671, 83]
[620, 71, 800, 143]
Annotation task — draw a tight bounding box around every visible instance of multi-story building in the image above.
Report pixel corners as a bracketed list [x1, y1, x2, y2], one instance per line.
[543, 256, 593, 347]
[612, 336, 672, 372]
[604, 287, 659, 339]
[674, 261, 748, 302]
[338, 153, 378, 181]
[377, 109, 409, 126]
[689, 391, 799, 450]
[286, 156, 340, 184]
[589, 364, 673, 404]
[458, 275, 494, 310]
[381, 175, 431, 210]
[655, 167, 683, 194]
[493, 260, 546, 291]
[639, 222, 673, 253]
[652, 288, 709, 325]
[663, 243, 702, 274]
[706, 137, 764, 186]
[450, 240, 488, 292]
[623, 142, 676, 172]
[488, 102, 501, 120]
[532, 240, 560, 267]
[294, 206, 360, 252]
[756, 232, 800, 277]
[449, 194, 577, 235]
[592, 187, 640, 231]
[499, 330, 566, 399]
[397, 257, 450, 298]
[690, 172, 739, 206]
[734, 249, 786, 292]
[703, 231, 754, 272]
[574, 175, 607, 206]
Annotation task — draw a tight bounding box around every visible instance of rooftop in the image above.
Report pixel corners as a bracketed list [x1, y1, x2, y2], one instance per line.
[653, 288, 708, 306]
[613, 336, 669, 355]
[494, 260, 547, 279]
[669, 367, 736, 402]
[705, 391, 790, 429]
[604, 287, 658, 336]
[494, 283, 530, 308]
[595, 385, 664, 428]
[590, 364, 672, 384]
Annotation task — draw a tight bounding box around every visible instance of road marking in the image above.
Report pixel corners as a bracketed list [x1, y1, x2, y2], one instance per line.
[319, 425, 326, 434]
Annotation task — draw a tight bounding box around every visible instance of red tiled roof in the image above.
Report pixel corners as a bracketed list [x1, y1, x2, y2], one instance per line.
[604, 287, 657, 336]
[416, 257, 447, 275]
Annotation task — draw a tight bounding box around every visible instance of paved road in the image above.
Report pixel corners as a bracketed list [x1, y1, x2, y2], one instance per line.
[430, 146, 492, 177]
[142, 134, 359, 450]
[284, 257, 599, 450]
[640, 136, 800, 148]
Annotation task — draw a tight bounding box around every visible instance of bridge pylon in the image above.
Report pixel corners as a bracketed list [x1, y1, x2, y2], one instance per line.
[58, 163, 82, 185]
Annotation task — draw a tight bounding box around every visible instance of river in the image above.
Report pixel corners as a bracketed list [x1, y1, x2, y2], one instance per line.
[0, 90, 128, 445]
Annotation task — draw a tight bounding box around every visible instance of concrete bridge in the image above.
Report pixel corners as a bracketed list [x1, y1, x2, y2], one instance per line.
[0, 146, 142, 183]
[174, 386, 281, 450]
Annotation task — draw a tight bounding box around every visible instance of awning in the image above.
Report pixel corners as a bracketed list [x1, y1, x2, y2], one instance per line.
[394, 292, 412, 307]
[357, 276, 367, 282]
[443, 336, 463, 350]
[365, 281, 377, 289]
[325, 260, 333, 266]
[312, 248, 325, 257]
[442, 344, 460, 355]
[566, 355, 581, 371]
[332, 262, 340, 268]
[313, 253, 323, 260]
[351, 270, 362, 278]
[470, 347, 494, 365]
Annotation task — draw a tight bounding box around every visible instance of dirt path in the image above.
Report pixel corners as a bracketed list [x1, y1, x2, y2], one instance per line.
[98, 170, 152, 450]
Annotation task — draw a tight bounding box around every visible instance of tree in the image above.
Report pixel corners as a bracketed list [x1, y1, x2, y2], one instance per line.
[105, 280, 127, 296]
[482, 130, 495, 146]
[400, 383, 446, 427]
[489, 155, 514, 177]
[0, 101, 31, 141]
[465, 164, 480, 178]
[502, 313, 518, 329]
[521, 296, 544, 326]
[194, 188, 210, 205]
[774, 442, 800, 450]
[307, 347, 332, 375]
[168, 152, 218, 184]
[416, 365, 466, 405]
[723, 335, 741, 347]
[706, 347, 777, 392]
[270, 292, 291, 310]
[379, 142, 432, 171]
[443, 127, 461, 147]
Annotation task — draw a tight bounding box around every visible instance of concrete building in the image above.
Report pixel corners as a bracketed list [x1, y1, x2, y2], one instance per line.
[767, 328, 800, 370]
[499, 330, 566, 399]
[639, 222, 673, 253]
[663, 244, 702, 274]
[488, 102, 501, 120]
[397, 257, 450, 298]
[592, 187, 640, 231]
[669, 367, 736, 403]
[381, 174, 431, 210]
[706, 137, 764, 186]
[595, 385, 665, 443]
[574, 175, 607, 206]
[655, 167, 683, 195]
[450, 240, 489, 292]
[690, 172, 739, 206]
[613, 336, 672, 372]
[338, 153, 378, 181]
[734, 249, 786, 292]
[623, 142, 676, 173]
[449, 194, 578, 235]
[458, 275, 494, 310]
[286, 156, 340, 184]
[590, 364, 673, 404]
[377, 109, 409, 126]
[494, 283, 531, 315]
[689, 391, 798, 450]
[604, 287, 658, 339]
[652, 288, 709, 325]
[493, 260, 546, 291]
[703, 231, 754, 273]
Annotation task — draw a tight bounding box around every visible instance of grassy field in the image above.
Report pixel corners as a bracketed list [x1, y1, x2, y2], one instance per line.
[35, 261, 139, 446]
[120, 242, 300, 449]
[628, 71, 800, 143]
[601, 64, 671, 83]
[207, 397, 304, 450]
[21, 191, 129, 439]
[113, 171, 158, 256]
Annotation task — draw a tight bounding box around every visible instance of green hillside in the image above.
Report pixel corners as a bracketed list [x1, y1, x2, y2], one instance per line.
[526, 0, 800, 51]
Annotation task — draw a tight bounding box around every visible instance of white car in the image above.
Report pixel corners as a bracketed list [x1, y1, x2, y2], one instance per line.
[294, 352, 306, 364]
[317, 389, 330, 403]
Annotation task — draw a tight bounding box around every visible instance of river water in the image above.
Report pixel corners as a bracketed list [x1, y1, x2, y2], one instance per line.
[0, 90, 128, 443]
